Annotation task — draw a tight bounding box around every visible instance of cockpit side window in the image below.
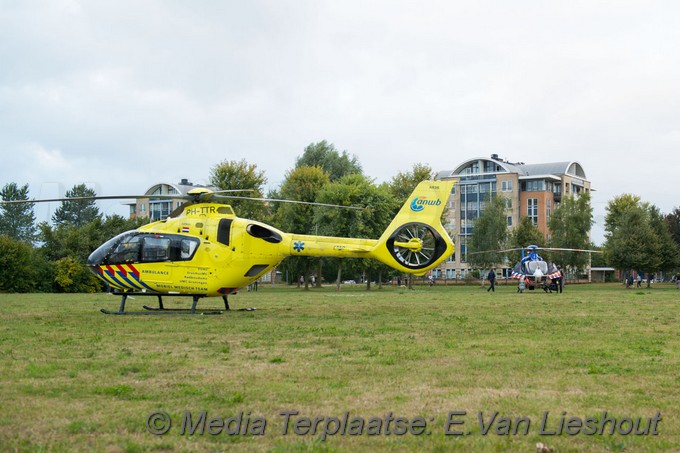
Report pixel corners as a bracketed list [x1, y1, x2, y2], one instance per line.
[140, 235, 200, 262]
[178, 238, 199, 260]
[142, 236, 171, 262]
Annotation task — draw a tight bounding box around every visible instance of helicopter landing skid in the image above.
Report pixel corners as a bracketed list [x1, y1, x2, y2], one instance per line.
[102, 292, 218, 315]
[142, 294, 232, 312]
[100, 308, 223, 315]
[101, 292, 255, 315]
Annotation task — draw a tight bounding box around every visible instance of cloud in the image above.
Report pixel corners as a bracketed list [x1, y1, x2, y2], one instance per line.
[1, 0, 679, 239]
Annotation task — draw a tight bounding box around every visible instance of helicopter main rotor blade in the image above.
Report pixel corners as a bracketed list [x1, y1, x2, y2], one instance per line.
[467, 248, 524, 256]
[536, 247, 603, 253]
[212, 189, 254, 194]
[1, 191, 364, 210]
[467, 246, 602, 256]
[0, 192, 254, 205]
[0, 195, 157, 204]
[215, 195, 365, 210]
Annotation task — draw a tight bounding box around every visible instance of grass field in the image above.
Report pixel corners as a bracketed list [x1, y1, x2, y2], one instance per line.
[0, 283, 679, 452]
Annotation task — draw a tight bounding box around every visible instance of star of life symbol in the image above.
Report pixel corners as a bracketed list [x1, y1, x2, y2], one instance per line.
[293, 241, 305, 252]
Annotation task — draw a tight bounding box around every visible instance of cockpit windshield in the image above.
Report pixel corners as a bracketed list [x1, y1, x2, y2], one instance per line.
[87, 231, 137, 266]
[87, 232, 200, 266]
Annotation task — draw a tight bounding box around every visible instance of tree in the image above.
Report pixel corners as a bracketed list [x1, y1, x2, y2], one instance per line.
[210, 159, 268, 219]
[604, 197, 660, 281]
[52, 184, 101, 227]
[589, 243, 607, 268]
[648, 205, 680, 281]
[604, 194, 641, 232]
[316, 174, 398, 290]
[274, 166, 331, 289]
[508, 216, 545, 250]
[548, 193, 594, 276]
[296, 141, 362, 181]
[388, 163, 435, 202]
[0, 182, 36, 242]
[0, 235, 38, 292]
[467, 195, 508, 283]
[275, 166, 331, 234]
[666, 207, 680, 249]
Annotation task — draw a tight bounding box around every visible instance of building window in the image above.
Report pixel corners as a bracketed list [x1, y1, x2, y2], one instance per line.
[150, 200, 172, 221]
[521, 180, 546, 192]
[507, 216, 513, 227]
[484, 161, 499, 173]
[546, 199, 552, 222]
[528, 198, 538, 225]
[463, 162, 480, 174]
[501, 180, 513, 192]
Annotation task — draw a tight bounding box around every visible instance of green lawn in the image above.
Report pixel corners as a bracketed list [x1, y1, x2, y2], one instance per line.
[0, 283, 678, 452]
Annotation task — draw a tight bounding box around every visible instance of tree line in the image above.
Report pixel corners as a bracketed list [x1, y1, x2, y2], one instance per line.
[0, 141, 433, 292]
[2, 142, 679, 292]
[467, 190, 680, 282]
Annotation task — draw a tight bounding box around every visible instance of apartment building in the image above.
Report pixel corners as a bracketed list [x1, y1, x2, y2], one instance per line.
[129, 179, 213, 221]
[434, 155, 591, 279]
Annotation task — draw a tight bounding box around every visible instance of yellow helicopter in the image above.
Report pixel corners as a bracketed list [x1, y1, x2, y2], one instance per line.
[24, 180, 455, 314]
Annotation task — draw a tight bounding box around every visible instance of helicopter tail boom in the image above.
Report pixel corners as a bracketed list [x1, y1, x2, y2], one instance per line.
[284, 180, 454, 276]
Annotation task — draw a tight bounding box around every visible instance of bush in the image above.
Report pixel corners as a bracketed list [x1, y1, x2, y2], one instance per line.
[0, 235, 38, 292]
[53, 257, 101, 293]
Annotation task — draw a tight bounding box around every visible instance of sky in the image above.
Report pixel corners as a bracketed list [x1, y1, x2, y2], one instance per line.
[2, 1, 679, 244]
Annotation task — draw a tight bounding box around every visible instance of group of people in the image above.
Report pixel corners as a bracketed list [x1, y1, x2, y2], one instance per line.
[625, 272, 648, 289]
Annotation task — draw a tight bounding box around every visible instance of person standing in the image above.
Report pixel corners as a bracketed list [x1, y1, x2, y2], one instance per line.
[487, 269, 496, 292]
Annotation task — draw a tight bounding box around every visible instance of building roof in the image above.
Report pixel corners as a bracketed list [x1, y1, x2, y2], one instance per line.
[517, 162, 586, 179]
[436, 156, 587, 180]
[143, 179, 215, 197]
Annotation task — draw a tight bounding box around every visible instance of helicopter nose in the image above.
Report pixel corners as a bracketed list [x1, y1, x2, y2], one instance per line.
[87, 245, 107, 267]
[87, 250, 100, 266]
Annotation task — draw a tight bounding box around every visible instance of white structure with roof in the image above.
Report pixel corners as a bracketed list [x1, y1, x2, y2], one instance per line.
[129, 179, 215, 221]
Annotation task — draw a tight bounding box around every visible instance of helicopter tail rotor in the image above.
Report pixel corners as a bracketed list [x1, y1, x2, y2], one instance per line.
[371, 180, 455, 276]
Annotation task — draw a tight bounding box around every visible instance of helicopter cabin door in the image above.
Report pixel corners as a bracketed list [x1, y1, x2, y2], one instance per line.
[138, 235, 175, 290]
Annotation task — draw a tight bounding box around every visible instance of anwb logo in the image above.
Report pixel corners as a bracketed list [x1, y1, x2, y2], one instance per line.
[410, 197, 441, 212]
